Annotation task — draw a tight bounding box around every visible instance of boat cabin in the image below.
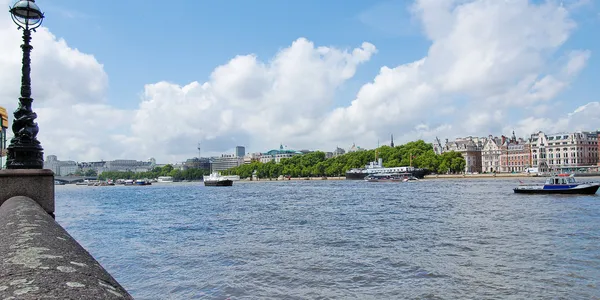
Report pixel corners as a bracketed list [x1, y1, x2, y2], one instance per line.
[545, 174, 576, 185]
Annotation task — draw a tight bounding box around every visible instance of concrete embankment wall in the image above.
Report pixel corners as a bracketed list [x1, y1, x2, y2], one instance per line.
[0, 196, 133, 299]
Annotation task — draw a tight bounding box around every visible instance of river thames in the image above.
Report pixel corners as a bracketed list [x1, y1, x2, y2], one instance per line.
[55, 178, 600, 299]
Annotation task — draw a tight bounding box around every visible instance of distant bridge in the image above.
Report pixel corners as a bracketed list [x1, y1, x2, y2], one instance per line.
[54, 176, 97, 184]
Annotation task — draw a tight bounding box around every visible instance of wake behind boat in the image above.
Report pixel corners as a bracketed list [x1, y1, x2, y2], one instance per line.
[203, 172, 233, 187]
[513, 173, 600, 194]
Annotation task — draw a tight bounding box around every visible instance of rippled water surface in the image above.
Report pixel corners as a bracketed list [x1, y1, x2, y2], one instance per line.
[55, 179, 600, 299]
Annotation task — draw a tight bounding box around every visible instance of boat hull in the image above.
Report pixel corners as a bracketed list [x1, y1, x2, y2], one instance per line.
[514, 184, 600, 194]
[346, 169, 427, 180]
[365, 179, 404, 182]
[204, 180, 233, 187]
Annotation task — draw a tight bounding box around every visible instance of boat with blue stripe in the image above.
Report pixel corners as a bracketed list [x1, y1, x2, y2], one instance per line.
[514, 173, 600, 194]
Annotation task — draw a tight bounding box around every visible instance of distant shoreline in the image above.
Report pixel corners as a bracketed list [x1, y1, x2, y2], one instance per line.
[424, 173, 537, 179]
[235, 172, 600, 182]
[424, 173, 600, 179]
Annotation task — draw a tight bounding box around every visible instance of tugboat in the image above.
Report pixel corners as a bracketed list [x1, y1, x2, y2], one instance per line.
[203, 172, 233, 187]
[513, 173, 600, 194]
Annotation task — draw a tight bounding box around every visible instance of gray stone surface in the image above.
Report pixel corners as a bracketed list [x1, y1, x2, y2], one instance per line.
[0, 169, 54, 216]
[0, 196, 134, 299]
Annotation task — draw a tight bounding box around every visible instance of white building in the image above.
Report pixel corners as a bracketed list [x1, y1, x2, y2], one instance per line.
[481, 136, 502, 173]
[530, 131, 598, 172]
[211, 154, 243, 172]
[433, 136, 484, 173]
[43, 155, 78, 176]
[259, 144, 302, 163]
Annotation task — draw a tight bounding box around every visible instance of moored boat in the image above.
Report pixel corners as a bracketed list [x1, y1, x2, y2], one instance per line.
[346, 158, 427, 180]
[203, 172, 233, 186]
[364, 172, 419, 182]
[157, 176, 174, 183]
[513, 173, 600, 194]
[135, 179, 152, 186]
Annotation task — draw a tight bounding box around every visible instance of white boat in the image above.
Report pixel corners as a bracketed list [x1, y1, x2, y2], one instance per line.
[157, 176, 174, 183]
[364, 172, 419, 182]
[346, 158, 426, 180]
[203, 172, 233, 186]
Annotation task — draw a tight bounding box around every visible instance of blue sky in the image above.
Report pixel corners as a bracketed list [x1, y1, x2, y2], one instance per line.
[1, 0, 599, 162]
[41, 0, 599, 112]
[42, 0, 432, 109]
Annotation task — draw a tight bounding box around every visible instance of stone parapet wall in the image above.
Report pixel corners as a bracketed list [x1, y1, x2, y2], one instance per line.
[0, 196, 133, 299]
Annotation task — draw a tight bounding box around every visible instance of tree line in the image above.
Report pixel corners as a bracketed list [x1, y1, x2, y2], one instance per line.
[224, 140, 466, 178]
[95, 140, 466, 181]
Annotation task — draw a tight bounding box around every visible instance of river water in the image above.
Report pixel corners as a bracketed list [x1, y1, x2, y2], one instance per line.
[55, 178, 600, 299]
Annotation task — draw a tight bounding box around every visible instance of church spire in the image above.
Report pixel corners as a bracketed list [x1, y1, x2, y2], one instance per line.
[390, 134, 394, 147]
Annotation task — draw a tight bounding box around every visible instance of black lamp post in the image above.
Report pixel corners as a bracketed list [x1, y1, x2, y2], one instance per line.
[6, 0, 44, 169]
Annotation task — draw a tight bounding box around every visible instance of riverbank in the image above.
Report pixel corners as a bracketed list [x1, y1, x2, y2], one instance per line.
[241, 177, 346, 182]
[240, 174, 534, 181]
[424, 172, 600, 179]
[237, 172, 600, 182]
[424, 173, 537, 179]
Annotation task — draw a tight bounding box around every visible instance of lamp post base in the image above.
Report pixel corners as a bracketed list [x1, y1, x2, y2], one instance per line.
[6, 143, 43, 169]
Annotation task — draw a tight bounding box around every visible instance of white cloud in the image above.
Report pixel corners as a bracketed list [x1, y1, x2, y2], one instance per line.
[123, 38, 377, 162]
[329, 0, 589, 145]
[0, 0, 595, 164]
[508, 102, 600, 136]
[0, 0, 128, 163]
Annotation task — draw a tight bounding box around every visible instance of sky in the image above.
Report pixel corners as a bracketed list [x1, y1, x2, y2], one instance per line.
[0, 0, 599, 164]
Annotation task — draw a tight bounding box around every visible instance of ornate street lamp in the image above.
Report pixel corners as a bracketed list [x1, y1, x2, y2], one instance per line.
[6, 0, 44, 169]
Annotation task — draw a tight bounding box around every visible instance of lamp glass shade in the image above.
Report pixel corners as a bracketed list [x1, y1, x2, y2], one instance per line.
[10, 0, 43, 27]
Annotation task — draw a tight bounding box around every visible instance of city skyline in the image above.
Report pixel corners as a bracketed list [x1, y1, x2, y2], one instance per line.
[0, 0, 599, 163]
[40, 127, 598, 166]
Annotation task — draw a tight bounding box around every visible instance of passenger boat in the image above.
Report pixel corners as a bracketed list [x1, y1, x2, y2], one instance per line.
[346, 158, 427, 180]
[203, 172, 233, 187]
[364, 172, 419, 182]
[513, 173, 600, 194]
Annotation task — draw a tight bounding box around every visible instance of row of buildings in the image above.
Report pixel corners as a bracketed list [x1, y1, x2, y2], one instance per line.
[205, 143, 364, 172]
[433, 130, 600, 174]
[43, 143, 367, 176]
[42, 130, 600, 176]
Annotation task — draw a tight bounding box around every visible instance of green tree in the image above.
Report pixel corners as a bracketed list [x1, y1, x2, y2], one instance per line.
[161, 164, 174, 176]
[84, 169, 97, 177]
